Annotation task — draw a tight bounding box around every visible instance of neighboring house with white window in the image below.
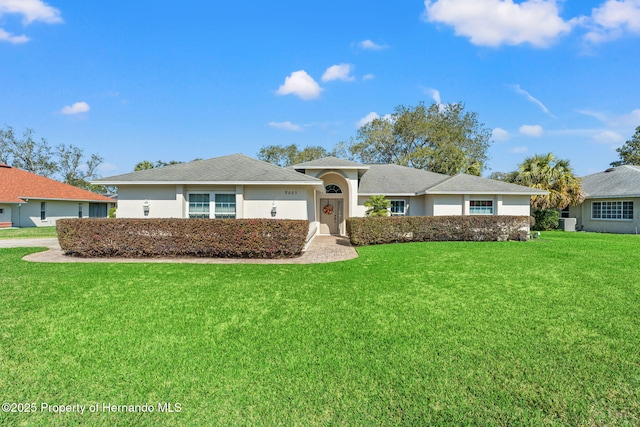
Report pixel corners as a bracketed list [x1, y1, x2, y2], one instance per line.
[0, 163, 113, 228]
[94, 154, 545, 237]
[569, 165, 640, 234]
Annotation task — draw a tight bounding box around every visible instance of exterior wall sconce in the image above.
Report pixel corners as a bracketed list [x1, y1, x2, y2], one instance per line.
[271, 202, 277, 217]
[143, 200, 150, 216]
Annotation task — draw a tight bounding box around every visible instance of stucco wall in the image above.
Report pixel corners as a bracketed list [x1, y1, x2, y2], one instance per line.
[117, 185, 182, 218]
[9, 200, 108, 227]
[569, 197, 640, 234]
[243, 185, 312, 220]
[117, 184, 315, 220]
[498, 195, 532, 216]
[0, 204, 12, 227]
[433, 195, 464, 216]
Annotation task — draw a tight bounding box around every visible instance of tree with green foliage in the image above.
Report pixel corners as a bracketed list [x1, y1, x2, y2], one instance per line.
[155, 160, 184, 167]
[257, 144, 330, 167]
[512, 153, 584, 211]
[0, 126, 57, 177]
[57, 143, 104, 191]
[343, 101, 491, 176]
[134, 160, 156, 171]
[364, 195, 391, 217]
[0, 126, 106, 192]
[610, 126, 640, 167]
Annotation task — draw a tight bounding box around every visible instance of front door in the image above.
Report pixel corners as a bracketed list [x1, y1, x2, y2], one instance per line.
[320, 198, 342, 235]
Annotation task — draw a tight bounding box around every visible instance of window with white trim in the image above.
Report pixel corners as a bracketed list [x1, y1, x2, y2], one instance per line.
[325, 184, 342, 194]
[389, 200, 406, 216]
[469, 200, 494, 215]
[214, 194, 236, 219]
[188, 193, 236, 219]
[189, 194, 210, 218]
[592, 201, 633, 220]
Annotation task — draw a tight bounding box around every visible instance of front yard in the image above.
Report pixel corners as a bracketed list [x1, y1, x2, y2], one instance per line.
[0, 226, 57, 239]
[1, 232, 639, 425]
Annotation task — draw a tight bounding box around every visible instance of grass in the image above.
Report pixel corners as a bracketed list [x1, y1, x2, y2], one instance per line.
[0, 226, 57, 239]
[1, 232, 639, 426]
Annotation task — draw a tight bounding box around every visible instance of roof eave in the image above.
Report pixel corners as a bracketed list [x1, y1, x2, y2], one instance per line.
[17, 196, 112, 202]
[91, 180, 324, 186]
[359, 192, 418, 197]
[421, 191, 548, 196]
[584, 194, 640, 199]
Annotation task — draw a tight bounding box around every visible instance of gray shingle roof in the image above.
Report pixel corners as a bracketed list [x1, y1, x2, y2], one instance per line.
[580, 165, 640, 198]
[289, 156, 366, 169]
[426, 173, 548, 195]
[94, 154, 323, 184]
[358, 164, 450, 194]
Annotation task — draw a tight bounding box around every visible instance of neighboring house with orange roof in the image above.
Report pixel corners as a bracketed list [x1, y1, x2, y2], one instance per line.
[0, 163, 114, 228]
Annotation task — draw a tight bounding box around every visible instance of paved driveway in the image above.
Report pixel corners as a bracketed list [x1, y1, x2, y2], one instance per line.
[1, 236, 357, 264]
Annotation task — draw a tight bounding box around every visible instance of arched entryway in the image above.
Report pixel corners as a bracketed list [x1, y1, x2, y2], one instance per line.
[318, 172, 349, 235]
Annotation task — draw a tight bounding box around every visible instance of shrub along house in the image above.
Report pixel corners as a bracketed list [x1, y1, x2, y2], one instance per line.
[93, 154, 545, 238]
[0, 163, 113, 228]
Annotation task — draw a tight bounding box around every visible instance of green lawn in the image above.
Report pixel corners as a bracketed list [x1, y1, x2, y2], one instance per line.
[0, 226, 57, 239]
[1, 232, 639, 426]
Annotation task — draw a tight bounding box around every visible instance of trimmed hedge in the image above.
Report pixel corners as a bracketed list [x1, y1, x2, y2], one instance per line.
[57, 218, 309, 258]
[346, 216, 533, 246]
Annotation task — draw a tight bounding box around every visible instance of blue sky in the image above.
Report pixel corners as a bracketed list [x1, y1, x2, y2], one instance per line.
[1, 0, 640, 177]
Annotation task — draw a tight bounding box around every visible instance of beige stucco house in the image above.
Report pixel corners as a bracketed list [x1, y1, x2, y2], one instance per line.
[569, 165, 640, 234]
[94, 154, 545, 237]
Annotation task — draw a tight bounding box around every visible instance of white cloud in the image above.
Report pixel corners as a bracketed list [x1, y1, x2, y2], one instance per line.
[511, 84, 555, 118]
[357, 112, 380, 128]
[423, 0, 573, 47]
[492, 127, 510, 141]
[509, 146, 529, 154]
[0, 0, 62, 44]
[519, 124, 544, 137]
[60, 101, 90, 115]
[268, 121, 303, 132]
[363, 73, 375, 80]
[576, 109, 608, 122]
[322, 64, 355, 82]
[610, 108, 640, 127]
[0, 28, 28, 43]
[356, 39, 388, 50]
[577, 108, 640, 127]
[357, 112, 393, 128]
[0, 0, 63, 24]
[97, 162, 118, 173]
[276, 70, 323, 100]
[428, 88, 442, 104]
[592, 130, 625, 144]
[584, 0, 640, 43]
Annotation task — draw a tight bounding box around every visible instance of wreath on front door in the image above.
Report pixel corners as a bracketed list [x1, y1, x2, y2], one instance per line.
[323, 204, 333, 215]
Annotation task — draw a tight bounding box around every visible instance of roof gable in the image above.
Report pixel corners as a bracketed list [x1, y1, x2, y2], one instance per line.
[426, 173, 548, 195]
[289, 156, 367, 169]
[358, 164, 451, 194]
[0, 164, 113, 204]
[357, 164, 545, 195]
[95, 154, 323, 184]
[580, 165, 640, 198]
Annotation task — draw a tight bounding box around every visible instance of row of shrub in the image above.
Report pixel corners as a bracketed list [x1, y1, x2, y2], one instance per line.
[57, 218, 309, 258]
[346, 215, 533, 246]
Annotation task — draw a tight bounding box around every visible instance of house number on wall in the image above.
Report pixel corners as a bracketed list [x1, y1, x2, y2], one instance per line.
[285, 190, 298, 195]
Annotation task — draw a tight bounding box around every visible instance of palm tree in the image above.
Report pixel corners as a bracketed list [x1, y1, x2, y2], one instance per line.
[513, 153, 584, 210]
[364, 195, 391, 217]
[134, 160, 155, 171]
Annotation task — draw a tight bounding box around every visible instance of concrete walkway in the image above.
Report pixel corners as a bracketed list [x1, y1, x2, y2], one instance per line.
[1, 235, 358, 264]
